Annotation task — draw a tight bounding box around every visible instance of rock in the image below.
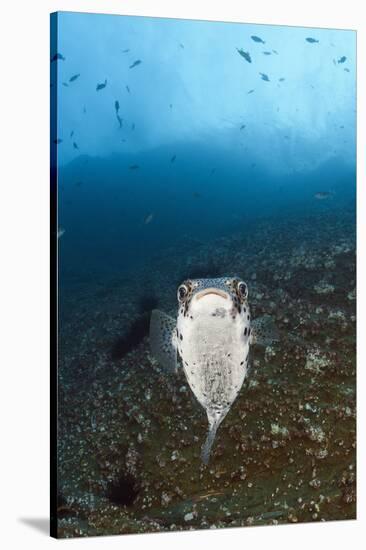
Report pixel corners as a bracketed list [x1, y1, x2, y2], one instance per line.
[314, 281, 334, 294]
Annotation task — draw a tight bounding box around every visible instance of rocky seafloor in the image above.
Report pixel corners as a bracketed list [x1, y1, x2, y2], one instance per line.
[56, 208, 356, 538]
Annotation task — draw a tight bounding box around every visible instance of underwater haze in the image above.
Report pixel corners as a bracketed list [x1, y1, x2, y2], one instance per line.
[52, 12, 356, 538]
[53, 12, 356, 278]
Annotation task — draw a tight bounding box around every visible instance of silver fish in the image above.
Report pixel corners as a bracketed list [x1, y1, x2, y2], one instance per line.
[150, 277, 278, 464]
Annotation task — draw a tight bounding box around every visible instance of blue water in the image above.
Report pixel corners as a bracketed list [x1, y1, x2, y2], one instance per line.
[52, 12, 356, 282]
[52, 14, 357, 538]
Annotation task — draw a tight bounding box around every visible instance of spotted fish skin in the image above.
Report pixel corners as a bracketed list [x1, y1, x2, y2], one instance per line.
[176, 277, 251, 463]
[149, 277, 278, 464]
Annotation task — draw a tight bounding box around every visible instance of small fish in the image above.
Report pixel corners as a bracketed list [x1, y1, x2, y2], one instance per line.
[338, 56, 347, 64]
[247, 89, 255, 94]
[126, 85, 130, 93]
[62, 82, 68, 87]
[236, 49, 252, 63]
[306, 37, 319, 43]
[192, 490, 225, 502]
[70, 130, 74, 138]
[259, 72, 270, 82]
[272, 49, 279, 54]
[131, 123, 135, 131]
[114, 99, 123, 128]
[144, 213, 154, 225]
[179, 43, 185, 49]
[51, 52, 65, 62]
[129, 164, 139, 170]
[73, 142, 79, 150]
[210, 168, 216, 175]
[96, 79, 107, 91]
[150, 278, 278, 464]
[83, 106, 87, 114]
[240, 124, 246, 130]
[314, 191, 331, 200]
[279, 77, 285, 82]
[57, 228, 65, 238]
[75, 181, 83, 187]
[344, 68, 350, 72]
[251, 35, 265, 44]
[169, 103, 173, 109]
[69, 73, 80, 82]
[129, 60, 142, 69]
[192, 192, 202, 198]
[53, 138, 63, 145]
[121, 49, 130, 53]
[262, 51, 272, 55]
[171, 155, 176, 163]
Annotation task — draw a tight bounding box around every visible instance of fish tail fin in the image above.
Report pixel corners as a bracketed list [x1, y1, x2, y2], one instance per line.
[201, 413, 226, 465]
[201, 423, 219, 465]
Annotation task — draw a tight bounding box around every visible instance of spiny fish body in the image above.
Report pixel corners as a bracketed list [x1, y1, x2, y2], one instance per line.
[150, 277, 278, 464]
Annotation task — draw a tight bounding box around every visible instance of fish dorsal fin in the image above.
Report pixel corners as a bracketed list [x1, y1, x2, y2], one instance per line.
[149, 309, 178, 373]
[250, 315, 279, 347]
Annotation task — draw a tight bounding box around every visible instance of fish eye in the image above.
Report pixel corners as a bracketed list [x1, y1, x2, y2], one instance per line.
[237, 281, 248, 298]
[177, 284, 188, 302]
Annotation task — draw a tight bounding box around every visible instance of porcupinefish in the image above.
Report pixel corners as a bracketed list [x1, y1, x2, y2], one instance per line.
[150, 277, 278, 464]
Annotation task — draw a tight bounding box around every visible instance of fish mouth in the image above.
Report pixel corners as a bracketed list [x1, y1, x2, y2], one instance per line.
[195, 288, 229, 301]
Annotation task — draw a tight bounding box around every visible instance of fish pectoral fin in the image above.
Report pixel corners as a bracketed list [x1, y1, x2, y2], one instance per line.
[250, 315, 280, 347]
[149, 309, 178, 373]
